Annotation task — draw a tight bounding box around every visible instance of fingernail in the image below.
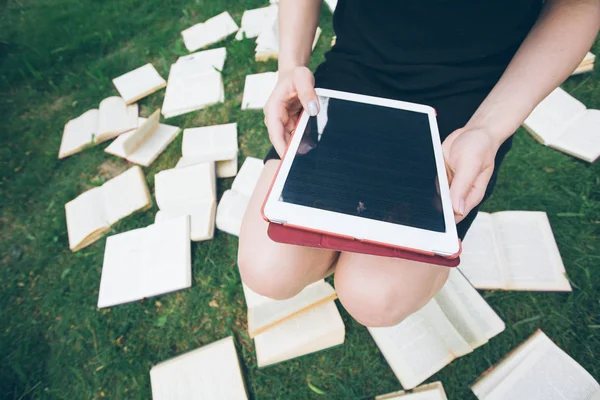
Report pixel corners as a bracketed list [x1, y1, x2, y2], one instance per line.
[459, 199, 466, 216]
[307, 100, 318, 116]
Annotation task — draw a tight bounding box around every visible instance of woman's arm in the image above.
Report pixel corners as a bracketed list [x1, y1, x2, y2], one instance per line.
[278, 0, 322, 75]
[445, 0, 600, 220]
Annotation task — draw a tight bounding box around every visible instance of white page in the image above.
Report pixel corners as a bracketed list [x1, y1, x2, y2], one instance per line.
[215, 190, 249, 236]
[120, 109, 160, 155]
[368, 302, 455, 390]
[175, 47, 227, 75]
[376, 382, 447, 400]
[236, 5, 278, 40]
[58, 109, 99, 158]
[154, 162, 215, 211]
[162, 70, 224, 118]
[523, 87, 587, 144]
[550, 109, 600, 163]
[241, 72, 278, 110]
[177, 156, 238, 178]
[100, 166, 151, 225]
[493, 211, 571, 291]
[254, 300, 345, 367]
[96, 97, 138, 142]
[155, 199, 216, 241]
[181, 11, 239, 52]
[182, 123, 238, 161]
[150, 336, 248, 400]
[232, 157, 264, 197]
[324, 0, 338, 12]
[112, 63, 166, 104]
[458, 212, 507, 289]
[64, 187, 109, 251]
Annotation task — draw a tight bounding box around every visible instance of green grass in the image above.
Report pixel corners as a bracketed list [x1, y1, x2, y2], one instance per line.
[1, 0, 599, 398]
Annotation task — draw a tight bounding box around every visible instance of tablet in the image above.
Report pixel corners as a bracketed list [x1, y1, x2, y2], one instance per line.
[262, 89, 460, 257]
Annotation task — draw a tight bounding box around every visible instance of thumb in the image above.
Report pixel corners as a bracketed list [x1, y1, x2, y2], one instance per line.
[292, 67, 319, 116]
[449, 158, 480, 217]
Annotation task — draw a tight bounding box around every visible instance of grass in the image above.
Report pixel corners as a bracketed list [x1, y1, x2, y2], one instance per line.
[0, 0, 599, 398]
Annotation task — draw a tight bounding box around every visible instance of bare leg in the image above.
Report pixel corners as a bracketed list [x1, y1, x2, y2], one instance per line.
[238, 160, 338, 300]
[334, 252, 450, 327]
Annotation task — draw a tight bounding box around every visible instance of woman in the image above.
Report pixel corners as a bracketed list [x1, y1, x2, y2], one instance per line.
[239, 0, 600, 327]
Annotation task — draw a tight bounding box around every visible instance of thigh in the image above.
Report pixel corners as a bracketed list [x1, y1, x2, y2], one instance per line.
[238, 160, 338, 299]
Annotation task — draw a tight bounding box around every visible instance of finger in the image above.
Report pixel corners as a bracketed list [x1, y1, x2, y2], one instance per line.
[292, 67, 319, 116]
[265, 111, 288, 158]
[464, 167, 493, 213]
[449, 158, 481, 217]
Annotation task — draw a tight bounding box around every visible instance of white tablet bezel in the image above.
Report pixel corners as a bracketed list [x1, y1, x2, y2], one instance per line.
[263, 88, 459, 256]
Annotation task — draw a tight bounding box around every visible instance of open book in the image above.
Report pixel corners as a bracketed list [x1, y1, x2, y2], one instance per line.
[523, 87, 600, 162]
[181, 11, 239, 52]
[236, 4, 279, 40]
[458, 211, 571, 291]
[216, 157, 264, 236]
[65, 166, 151, 252]
[471, 330, 600, 400]
[241, 72, 278, 110]
[176, 123, 238, 178]
[58, 97, 138, 158]
[368, 269, 505, 390]
[112, 63, 166, 104]
[375, 382, 448, 400]
[572, 52, 595, 75]
[162, 48, 227, 118]
[105, 113, 181, 167]
[150, 336, 248, 400]
[155, 162, 216, 241]
[97, 216, 191, 308]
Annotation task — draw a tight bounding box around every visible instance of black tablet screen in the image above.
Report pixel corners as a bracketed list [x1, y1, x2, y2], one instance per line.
[279, 96, 446, 232]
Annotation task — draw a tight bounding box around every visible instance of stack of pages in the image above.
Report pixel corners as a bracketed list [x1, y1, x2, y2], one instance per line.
[58, 97, 138, 158]
[65, 166, 151, 252]
[154, 162, 217, 241]
[216, 157, 264, 236]
[181, 11, 239, 52]
[236, 4, 278, 41]
[97, 215, 191, 308]
[150, 336, 248, 399]
[368, 269, 505, 390]
[572, 51, 595, 75]
[162, 48, 227, 118]
[458, 211, 571, 291]
[471, 330, 600, 400]
[112, 63, 166, 104]
[105, 109, 182, 166]
[375, 382, 448, 400]
[242, 280, 344, 367]
[523, 87, 600, 162]
[241, 72, 278, 110]
[176, 123, 238, 178]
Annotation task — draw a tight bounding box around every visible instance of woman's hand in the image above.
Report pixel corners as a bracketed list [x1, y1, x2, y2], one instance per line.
[442, 127, 500, 223]
[263, 66, 319, 157]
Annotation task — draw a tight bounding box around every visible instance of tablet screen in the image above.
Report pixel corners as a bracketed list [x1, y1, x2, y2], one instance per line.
[279, 95, 446, 232]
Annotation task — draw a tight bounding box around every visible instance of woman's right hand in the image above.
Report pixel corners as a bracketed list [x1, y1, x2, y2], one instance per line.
[263, 66, 319, 157]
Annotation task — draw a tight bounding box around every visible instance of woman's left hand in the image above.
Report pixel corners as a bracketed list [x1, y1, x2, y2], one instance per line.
[442, 127, 500, 223]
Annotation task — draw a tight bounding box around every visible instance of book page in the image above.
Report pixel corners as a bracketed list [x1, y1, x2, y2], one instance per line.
[231, 157, 264, 197]
[175, 47, 227, 74]
[215, 189, 250, 236]
[125, 119, 181, 167]
[254, 301, 345, 368]
[492, 211, 571, 291]
[162, 70, 224, 118]
[435, 270, 505, 348]
[181, 123, 238, 161]
[155, 199, 216, 241]
[121, 109, 160, 155]
[96, 97, 138, 142]
[241, 72, 278, 110]
[100, 166, 152, 226]
[458, 212, 507, 289]
[154, 162, 216, 211]
[58, 109, 99, 158]
[181, 12, 239, 52]
[216, 158, 238, 178]
[480, 332, 600, 400]
[368, 302, 456, 390]
[236, 5, 278, 40]
[112, 63, 166, 104]
[150, 336, 248, 400]
[376, 382, 447, 400]
[550, 109, 600, 163]
[523, 87, 587, 144]
[65, 187, 109, 251]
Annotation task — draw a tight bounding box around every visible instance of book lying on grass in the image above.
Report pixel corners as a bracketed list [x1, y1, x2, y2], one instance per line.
[375, 382, 448, 400]
[572, 51, 595, 75]
[155, 162, 216, 241]
[176, 123, 238, 178]
[105, 112, 181, 167]
[241, 72, 278, 110]
[369, 269, 505, 390]
[150, 336, 248, 400]
[181, 11, 239, 52]
[236, 4, 278, 40]
[471, 330, 600, 400]
[242, 279, 337, 338]
[112, 63, 166, 104]
[58, 97, 138, 158]
[65, 166, 151, 252]
[523, 87, 600, 162]
[216, 157, 264, 236]
[458, 211, 571, 291]
[162, 48, 227, 118]
[97, 215, 191, 308]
